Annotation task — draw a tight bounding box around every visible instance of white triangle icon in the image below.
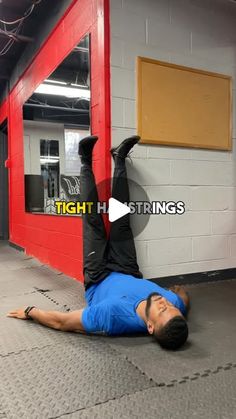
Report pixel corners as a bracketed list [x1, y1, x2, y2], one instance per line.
[108, 198, 131, 222]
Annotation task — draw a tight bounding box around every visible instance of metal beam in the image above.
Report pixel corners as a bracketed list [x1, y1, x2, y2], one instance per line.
[0, 31, 34, 43]
[24, 103, 89, 113]
[73, 46, 89, 53]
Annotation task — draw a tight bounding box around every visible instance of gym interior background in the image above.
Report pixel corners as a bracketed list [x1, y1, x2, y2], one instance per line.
[0, 0, 235, 284]
[0, 1, 236, 419]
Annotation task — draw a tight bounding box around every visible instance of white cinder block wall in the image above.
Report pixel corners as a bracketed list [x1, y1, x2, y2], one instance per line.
[110, 0, 236, 279]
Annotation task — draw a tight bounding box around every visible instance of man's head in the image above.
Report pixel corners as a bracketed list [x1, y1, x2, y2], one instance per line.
[145, 292, 188, 350]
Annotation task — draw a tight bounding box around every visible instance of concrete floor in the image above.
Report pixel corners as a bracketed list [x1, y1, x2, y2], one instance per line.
[0, 240, 236, 419]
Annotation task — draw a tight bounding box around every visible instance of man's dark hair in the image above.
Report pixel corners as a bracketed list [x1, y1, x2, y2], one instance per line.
[153, 316, 188, 350]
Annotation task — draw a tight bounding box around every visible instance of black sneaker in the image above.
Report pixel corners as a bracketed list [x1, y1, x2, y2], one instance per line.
[110, 135, 140, 159]
[78, 135, 98, 164]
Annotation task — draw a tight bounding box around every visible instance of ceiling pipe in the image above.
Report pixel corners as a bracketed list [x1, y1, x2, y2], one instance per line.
[24, 103, 89, 113]
[0, 31, 34, 43]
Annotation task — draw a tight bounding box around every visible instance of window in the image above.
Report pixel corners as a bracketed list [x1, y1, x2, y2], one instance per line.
[23, 34, 91, 215]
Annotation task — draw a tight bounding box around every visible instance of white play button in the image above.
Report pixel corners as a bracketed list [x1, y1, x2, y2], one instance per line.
[108, 197, 131, 222]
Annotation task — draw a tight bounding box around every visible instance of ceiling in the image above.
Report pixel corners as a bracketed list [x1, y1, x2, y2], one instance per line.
[0, 0, 72, 96]
[0, 0, 235, 110]
[23, 35, 91, 127]
[0, 0, 90, 127]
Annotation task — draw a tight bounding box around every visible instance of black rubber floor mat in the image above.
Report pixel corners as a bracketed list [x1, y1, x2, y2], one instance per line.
[0, 292, 60, 315]
[0, 278, 38, 298]
[0, 293, 74, 356]
[1, 241, 236, 419]
[0, 410, 6, 419]
[0, 266, 81, 292]
[0, 245, 25, 262]
[0, 258, 35, 271]
[39, 287, 86, 312]
[58, 367, 236, 419]
[102, 280, 236, 384]
[0, 339, 155, 419]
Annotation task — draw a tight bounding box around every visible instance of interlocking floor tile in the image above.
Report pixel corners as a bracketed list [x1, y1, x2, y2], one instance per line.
[0, 293, 76, 356]
[0, 339, 155, 419]
[101, 280, 236, 384]
[0, 278, 37, 298]
[40, 287, 86, 311]
[0, 267, 80, 293]
[60, 368, 236, 419]
[1, 241, 236, 419]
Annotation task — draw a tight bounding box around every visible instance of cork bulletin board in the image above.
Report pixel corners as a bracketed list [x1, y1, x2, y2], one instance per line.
[137, 57, 232, 150]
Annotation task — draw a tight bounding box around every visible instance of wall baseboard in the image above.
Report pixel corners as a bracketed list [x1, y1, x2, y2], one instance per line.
[5, 241, 236, 287]
[9, 241, 25, 252]
[149, 268, 236, 287]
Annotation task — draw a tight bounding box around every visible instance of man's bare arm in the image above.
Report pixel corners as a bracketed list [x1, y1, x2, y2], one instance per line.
[7, 307, 86, 333]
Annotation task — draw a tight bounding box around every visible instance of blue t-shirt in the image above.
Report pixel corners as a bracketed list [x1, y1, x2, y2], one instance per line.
[82, 272, 186, 336]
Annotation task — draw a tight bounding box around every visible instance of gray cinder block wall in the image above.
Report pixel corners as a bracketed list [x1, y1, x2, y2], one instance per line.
[110, 0, 236, 279]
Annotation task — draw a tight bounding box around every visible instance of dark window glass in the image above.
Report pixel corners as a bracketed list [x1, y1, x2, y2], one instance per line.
[40, 139, 59, 157]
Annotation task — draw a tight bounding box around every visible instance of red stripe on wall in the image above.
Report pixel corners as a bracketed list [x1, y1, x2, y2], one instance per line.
[0, 0, 111, 283]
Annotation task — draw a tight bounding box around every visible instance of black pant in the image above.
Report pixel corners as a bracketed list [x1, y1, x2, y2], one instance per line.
[80, 157, 143, 290]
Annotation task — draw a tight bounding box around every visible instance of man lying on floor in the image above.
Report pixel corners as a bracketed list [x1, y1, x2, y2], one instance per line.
[7, 135, 190, 350]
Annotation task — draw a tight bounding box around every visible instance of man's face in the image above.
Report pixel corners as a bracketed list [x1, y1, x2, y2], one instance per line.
[145, 292, 183, 335]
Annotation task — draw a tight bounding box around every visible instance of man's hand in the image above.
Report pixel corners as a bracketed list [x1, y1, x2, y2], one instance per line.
[7, 308, 29, 320]
[169, 285, 190, 313]
[169, 285, 186, 293]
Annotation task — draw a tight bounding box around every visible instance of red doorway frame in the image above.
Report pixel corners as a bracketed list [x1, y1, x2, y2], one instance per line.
[0, 0, 111, 282]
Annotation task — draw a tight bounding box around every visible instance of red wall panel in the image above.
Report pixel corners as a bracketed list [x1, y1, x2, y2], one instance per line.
[0, 0, 111, 283]
[0, 100, 7, 123]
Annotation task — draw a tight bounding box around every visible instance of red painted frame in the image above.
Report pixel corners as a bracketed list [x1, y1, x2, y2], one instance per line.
[0, 0, 111, 282]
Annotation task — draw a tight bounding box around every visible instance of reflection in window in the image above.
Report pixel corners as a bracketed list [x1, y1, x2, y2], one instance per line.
[40, 139, 60, 199]
[23, 34, 90, 215]
[64, 129, 84, 174]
